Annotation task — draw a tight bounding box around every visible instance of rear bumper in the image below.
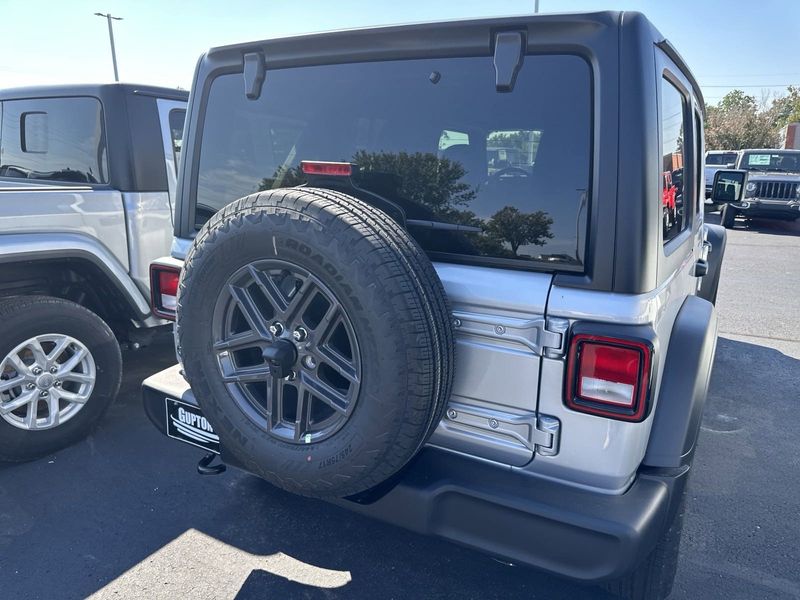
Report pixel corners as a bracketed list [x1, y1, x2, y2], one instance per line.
[143, 364, 687, 583]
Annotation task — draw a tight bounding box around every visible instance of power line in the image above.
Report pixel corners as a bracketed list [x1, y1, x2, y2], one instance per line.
[698, 72, 800, 78]
[700, 84, 799, 88]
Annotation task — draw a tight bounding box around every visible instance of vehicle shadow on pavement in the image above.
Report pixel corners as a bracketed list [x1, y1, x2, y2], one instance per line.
[737, 218, 800, 236]
[673, 336, 800, 600]
[5, 335, 798, 599]
[0, 341, 613, 600]
[705, 210, 800, 236]
[203, 473, 615, 600]
[235, 570, 335, 599]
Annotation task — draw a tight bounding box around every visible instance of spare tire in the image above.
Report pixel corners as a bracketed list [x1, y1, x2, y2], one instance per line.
[178, 188, 454, 498]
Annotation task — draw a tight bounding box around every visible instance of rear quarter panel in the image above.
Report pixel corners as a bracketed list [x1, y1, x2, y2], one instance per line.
[0, 186, 129, 268]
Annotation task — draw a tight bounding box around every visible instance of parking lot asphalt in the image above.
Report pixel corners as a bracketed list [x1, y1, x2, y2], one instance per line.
[1, 215, 799, 600]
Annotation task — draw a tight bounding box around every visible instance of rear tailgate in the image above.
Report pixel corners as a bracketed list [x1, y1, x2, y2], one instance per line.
[428, 264, 559, 466]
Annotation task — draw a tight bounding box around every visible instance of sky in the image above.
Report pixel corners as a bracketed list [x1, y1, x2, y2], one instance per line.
[1, 0, 799, 106]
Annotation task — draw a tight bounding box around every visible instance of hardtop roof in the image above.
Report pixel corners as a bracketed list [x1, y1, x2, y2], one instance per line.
[198, 11, 700, 106]
[0, 82, 188, 102]
[207, 11, 630, 56]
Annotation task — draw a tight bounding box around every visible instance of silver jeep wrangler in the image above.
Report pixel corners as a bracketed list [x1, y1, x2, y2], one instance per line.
[0, 83, 186, 460]
[143, 11, 726, 599]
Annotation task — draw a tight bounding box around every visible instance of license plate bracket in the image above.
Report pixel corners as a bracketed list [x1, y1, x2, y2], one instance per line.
[165, 397, 220, 454]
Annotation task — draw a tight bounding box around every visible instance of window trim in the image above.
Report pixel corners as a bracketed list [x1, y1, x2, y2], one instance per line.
[0, 95, 111, 187]
[188, 53, 594, 275]
[693, 109, 704, 213]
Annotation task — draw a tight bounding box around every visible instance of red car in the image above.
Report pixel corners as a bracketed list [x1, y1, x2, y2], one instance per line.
[662, 170, 678, 230]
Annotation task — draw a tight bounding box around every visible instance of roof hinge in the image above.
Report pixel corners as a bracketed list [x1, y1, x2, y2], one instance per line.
[243, 51, 265, 100]
[493, 30, 526, 92]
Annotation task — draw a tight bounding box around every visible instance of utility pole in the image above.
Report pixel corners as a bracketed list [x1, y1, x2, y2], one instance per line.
[534, 0, 540, 13]
[94, 12, 123, 82]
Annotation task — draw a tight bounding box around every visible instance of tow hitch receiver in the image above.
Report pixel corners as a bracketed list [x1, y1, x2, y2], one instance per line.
[197, 452, 227, 475]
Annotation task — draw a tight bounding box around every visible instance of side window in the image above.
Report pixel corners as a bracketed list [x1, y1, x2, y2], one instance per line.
[661, 78, 688, 244]
[168, 109, 186, 174]
[0, 97, 108, 184]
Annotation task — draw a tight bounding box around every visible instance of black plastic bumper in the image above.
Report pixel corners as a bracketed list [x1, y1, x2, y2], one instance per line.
[736, 200, 800, 220]
[143, 364, 688, 583]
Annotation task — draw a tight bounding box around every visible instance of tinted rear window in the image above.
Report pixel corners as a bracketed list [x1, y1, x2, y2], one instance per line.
[0, 97, 108, 184]
[195, 55, 591, 269]
[705, 152, 737, 166]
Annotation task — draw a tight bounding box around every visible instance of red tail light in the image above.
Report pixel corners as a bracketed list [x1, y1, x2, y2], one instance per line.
[300, 161, 353, 176]
[149, 264, 181, 320]
[565, 334, 653, 422]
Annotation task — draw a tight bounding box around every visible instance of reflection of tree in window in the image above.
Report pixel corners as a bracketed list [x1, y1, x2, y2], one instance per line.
[485, 206, 553, 256]
[352, 150, 476, 213]
[254, 150, 554, 260]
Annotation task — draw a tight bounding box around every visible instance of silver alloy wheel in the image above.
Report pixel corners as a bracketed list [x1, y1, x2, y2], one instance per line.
[0, 334, 96, 431]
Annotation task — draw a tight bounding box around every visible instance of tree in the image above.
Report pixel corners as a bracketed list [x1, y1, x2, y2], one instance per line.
[352, 150, 476, 211]
[703, 86, 800, 150]
[258, 165, 305, 191]
[705, 90, 778, 150]
[716, 89, 758, 113]
[766, 85, 800, 130]
[485, 206, 553, 256]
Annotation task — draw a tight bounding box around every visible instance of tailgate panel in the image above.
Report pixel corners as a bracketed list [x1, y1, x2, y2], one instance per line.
[428, 263, 554, 466]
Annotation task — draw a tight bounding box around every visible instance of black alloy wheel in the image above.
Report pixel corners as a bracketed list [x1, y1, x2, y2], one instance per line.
[212, 259, 361, 444]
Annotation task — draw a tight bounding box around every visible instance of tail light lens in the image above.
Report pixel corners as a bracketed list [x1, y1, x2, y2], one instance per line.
[565, 334, 653, 422]
[150, 264, 181, 320]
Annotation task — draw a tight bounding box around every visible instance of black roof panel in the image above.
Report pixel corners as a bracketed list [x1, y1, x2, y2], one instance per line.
[0, 82, 188, 102]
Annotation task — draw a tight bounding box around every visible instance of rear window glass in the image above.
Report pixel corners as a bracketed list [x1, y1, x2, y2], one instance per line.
[705, 152, 737, 166]
[195, 55, 591, 268]
[0, 97, 108, 184]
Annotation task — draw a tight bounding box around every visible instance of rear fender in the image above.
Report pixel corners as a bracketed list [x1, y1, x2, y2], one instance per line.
[643, 295, 718, 467]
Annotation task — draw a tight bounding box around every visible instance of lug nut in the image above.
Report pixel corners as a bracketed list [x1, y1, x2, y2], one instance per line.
[54, 381, 62, 388]
[40, 390, 49, 397]
[292, 327, 308, 342]
[26, 383, 36, 390]
[50, 366, 58, 374]
[285, 370, 296, 381]
[268, 322, 284, 337]
[302, 355, 317, 370]
[32, 367, 43, 375]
